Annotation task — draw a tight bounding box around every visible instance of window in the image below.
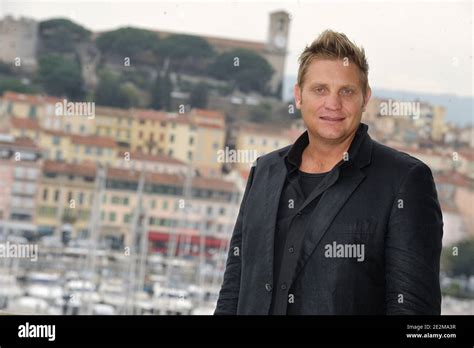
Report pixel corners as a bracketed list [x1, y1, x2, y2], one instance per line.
[249, 137, 254, 145]
[97, 147, 103, 156]
[219, 207, 225, 216]
[78, 192, 84, 205]
[67, 191, 73, 202]
[124, 214, 130, 223]
[65, 124, 71, 132]
[262, 139, 267, 146]
[42, 188, 48, 201]
[213, 142, 219, 150]
[163, 201, 168, 210]
[54, 190, 60, 202]
[168, 149, 173, 156]
[169, 134, 175, 143]
[109, 212, 116, 222]
[53, 136, 60, 145]
[189, 137, 194, 145]
[28, 105, 37, 118]
[207, 206, 213, 216]
[80, 125, 86, 134]
[187, 151, 193, 161]
[150, 200, 156, 209]
[85, 147, 92, 154]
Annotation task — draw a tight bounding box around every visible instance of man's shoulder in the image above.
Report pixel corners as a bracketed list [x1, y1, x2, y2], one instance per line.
[253, 144, 291, 168]
[371, 139, 433, 175]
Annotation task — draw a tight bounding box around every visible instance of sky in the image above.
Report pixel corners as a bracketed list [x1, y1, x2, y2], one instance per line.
[1, 0, 473, 99]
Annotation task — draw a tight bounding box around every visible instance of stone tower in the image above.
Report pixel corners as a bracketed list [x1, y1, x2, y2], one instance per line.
[263, 10, 291, 97]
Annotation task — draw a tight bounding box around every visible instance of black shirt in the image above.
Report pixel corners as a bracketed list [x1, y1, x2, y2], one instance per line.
[269, 132, 343, 315]
[298, 169, 329, 199]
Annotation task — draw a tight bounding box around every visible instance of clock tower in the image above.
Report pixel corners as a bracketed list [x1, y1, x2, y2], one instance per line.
[267, 10, 290, 52]
[264, 10, 290, 98]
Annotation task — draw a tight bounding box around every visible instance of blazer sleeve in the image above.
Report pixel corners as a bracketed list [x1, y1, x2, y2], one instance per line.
[214, 163, 256, 315]
[385, 162, 444, 315]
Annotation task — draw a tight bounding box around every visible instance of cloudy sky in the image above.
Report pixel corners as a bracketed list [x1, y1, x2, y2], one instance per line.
[1, 0, 472, 98]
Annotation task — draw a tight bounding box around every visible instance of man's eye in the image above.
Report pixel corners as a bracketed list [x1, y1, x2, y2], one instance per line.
[341, 89, 354, 95]
[313, 87, 325, 94]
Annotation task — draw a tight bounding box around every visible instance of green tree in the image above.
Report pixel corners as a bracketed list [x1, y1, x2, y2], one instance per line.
[208, 49, 274, 94]
[37, 54, 84, 99]
[188, 82, 209, 108]
[96, 27, 160, 64]
[0, 78, 38, 94]
[150, 70, 172, 111]
[156, 34, 215, 73]
[442, 238, 474, 277]
[39, 18, 91, 54]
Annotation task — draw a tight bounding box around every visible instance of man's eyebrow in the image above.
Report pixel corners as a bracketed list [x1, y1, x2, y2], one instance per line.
[308, 83, 358, 90]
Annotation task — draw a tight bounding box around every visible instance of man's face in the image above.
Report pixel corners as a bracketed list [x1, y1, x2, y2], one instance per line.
[294, 59, 371, 144]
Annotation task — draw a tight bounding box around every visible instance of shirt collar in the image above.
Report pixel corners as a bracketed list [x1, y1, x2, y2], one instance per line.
[285, 122, 369, 174]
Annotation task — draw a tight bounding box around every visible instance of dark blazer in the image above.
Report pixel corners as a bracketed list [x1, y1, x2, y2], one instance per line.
[215, 123, 443, 315]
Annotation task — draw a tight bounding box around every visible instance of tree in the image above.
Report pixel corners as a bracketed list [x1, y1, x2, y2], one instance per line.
[156, 34, 215, 73]
[442, 238, 474, 277]
[150, 70, 172, 111]
[208, 49, 274, 94]
[39, 18, 91, 54]
[96, 27, 160, 64]
[188, 82, 209, 108]
[37, 54, 84, 99]
[0, 78, 38, 94]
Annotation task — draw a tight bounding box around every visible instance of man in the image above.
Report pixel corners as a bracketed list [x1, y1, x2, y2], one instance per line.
[214, 30, 443, 315]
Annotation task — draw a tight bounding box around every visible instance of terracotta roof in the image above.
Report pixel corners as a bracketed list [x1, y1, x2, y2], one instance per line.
[434, 171, 474, 188]
[457, 150, 474, 162]
[117, 151, 186, 165]
[10, 117, 40, 130]
[191, 108, 225, 121]
[71, 134, 117, 148]
[43, 129, 69, 137]
[153, 30, 266, 53]
[43, 160, 97, 177]
[131, 108, 169, 122]
[191, 176, 237, 192]
[2, 91, 62, 105]
[0, 136, 40, 150]
[95, 106, 133, 119]
[235, 122, 290, 137]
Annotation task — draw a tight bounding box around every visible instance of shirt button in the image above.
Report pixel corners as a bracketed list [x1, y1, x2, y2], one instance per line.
[288, 246, 294, 253]
[281, 283, 287, 290]
[265, 283, 272, 292]
[296, 212, 302, 217]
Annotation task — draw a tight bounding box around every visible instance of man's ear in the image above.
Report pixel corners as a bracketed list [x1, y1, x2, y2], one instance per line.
[294, 83, 302, 109]
[362, 86, 372, 111]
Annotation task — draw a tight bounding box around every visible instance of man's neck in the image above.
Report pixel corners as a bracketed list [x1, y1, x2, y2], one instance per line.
[300, 130, 357, 174]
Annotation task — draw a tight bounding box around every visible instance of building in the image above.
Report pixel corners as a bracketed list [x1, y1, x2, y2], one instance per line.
[0, 16, 38, 71]
[0, 136, 42, 237]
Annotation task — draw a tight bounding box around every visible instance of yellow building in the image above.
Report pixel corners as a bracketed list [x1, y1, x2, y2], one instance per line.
[35, 160, 96, 237]
[190, 108, 226, 177]
[95, 106, 133, 147]
[233, 122, 291, 171]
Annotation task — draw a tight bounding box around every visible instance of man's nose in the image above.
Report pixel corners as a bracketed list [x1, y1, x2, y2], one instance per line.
[323, 93, 342, 110]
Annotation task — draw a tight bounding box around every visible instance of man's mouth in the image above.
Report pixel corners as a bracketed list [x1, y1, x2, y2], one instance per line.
[320, 116, 345, 122]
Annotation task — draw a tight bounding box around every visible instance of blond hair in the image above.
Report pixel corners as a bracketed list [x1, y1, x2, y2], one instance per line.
[297, 30, 369, 95]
